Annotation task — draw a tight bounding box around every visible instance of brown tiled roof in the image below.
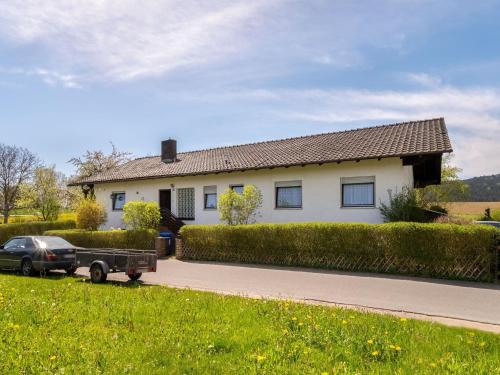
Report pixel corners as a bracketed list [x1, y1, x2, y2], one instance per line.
[71, 118, 452, 185]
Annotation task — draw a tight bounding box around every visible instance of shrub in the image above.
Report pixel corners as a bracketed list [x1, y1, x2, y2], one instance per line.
[123, 201, 161, 230]
[218, 185, 263, 225]
[0, 220, 76, 244]
[43, 229, 157, 250]
[76, 200, 107, 230]
[379, 187, 426, 222]
[180, 222, 498, 281]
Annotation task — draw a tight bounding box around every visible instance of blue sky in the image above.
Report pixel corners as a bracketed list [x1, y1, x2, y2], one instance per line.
[0, 0, 499, 178]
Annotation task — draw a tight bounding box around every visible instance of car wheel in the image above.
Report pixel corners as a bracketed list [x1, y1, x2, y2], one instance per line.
[89, 263, 107, 283]
[21, 259, 34, 277]
[128, 272, 142, 281]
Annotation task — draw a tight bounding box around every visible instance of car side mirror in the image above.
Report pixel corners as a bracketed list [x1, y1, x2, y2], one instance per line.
[0, 245, 4, 250]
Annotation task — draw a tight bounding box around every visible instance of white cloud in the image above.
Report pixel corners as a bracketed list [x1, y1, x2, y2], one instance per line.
[0, 0, 279, 82]
[406, 73, 443, 88]
[0, 67, 81, 88]
[0, 1, 474, 84]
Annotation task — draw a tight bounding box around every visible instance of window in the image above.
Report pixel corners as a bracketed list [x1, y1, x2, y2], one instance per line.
[4, 238, 26, 249]
[204, 186, 217, 209]
[177, 188, 195, 220]
[275, 181, 302, 208]
[230, 184, 244, 194]
[341, 176, 375, 207]
[111, 192, 125, 211]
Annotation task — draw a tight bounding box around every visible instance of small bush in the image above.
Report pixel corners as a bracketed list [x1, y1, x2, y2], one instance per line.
[76, 200, 107, 231]
[44, 229, 157, 250]
[180, 222, 498, 281]
[218, 185, 263, 225]
[379, 187, 427, 222]
[0, 220, 76, 244]
[123, 201, 161, 230]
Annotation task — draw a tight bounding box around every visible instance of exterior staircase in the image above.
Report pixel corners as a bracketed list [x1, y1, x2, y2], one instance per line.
[159, 208, 185, 235]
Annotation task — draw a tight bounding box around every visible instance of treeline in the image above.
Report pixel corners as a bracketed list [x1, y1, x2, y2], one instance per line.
[458, 174, 500, 202]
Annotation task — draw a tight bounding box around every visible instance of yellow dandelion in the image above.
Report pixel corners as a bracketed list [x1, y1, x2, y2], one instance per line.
[291, 317, 297, 321]
[256, 355, 266, 363]
[400, 318, 407, 322]
[371, 351, 380, 357]
[395, 345, 401, 351]
[479, 342, 486, 348]
[342, 320, 348, 325]
[50, 356, 57, 361]
[389, 345, 396, 350]
[321, 372, 329, 375]
[367, 339, 374, 345]
[430, 363, 437, 368]
[298, 322, 304, 326]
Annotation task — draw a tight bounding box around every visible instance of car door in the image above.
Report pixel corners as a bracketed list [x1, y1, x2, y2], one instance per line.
[0, 238, 24, 269]
[9, 238, 30, 270]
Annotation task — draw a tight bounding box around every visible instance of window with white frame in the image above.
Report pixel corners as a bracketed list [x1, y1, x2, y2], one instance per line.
[177, 188, 195, 220]
[275, 181, 302, 208]
[204, 185, 217, 209]
[111, 192, 125, 211]
[341, 176, 375, 207]
[230, 184, 244, 194]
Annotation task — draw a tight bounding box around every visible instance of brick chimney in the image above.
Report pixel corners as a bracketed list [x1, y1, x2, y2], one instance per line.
[161, 139, 177, 163]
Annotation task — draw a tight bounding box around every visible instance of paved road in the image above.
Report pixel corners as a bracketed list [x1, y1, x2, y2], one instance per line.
[77, 259, 500, 333]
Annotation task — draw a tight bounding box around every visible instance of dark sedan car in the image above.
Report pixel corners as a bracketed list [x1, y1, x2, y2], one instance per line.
[0, 236, 77, 276]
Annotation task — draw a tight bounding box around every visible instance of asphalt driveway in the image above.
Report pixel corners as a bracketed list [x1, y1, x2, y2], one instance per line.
[76, 259, 500, 333]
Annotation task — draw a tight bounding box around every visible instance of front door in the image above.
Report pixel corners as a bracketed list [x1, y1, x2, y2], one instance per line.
[159, 189, 172, 211]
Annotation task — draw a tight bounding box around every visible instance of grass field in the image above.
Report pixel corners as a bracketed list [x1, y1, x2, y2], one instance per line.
[0, 212, 76, 224]
[0, 275, 499, 374]
[448, 202, 500, 215]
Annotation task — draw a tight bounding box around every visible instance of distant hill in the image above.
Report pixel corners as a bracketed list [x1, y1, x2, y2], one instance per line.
[460, 174, 500, 202]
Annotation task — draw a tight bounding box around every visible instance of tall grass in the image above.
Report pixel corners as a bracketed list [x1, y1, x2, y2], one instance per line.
[0, 275, 498, 374]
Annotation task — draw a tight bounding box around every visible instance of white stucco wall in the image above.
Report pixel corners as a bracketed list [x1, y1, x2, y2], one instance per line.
[94, 157, 413, 229]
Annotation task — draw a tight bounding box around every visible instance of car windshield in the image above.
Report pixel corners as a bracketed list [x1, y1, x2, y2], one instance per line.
[34, 237, 73, 249]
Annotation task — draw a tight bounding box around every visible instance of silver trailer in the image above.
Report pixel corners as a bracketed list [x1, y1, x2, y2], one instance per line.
[75, 248, 157, 283]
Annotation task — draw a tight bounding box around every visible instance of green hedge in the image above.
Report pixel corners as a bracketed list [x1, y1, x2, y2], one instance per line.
[180, 222, 499, 281]
[0, 220, 76, 244]
[43, 229, 158, 250]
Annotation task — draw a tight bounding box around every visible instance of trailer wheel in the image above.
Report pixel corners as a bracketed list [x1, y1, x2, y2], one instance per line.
[128, 272, 142, 281]
[90, 263, 107, 283]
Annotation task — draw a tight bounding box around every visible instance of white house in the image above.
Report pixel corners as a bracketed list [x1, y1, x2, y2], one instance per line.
[71, 118, 452, 230]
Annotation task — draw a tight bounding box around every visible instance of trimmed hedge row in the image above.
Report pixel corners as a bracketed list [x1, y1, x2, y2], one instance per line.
[43, 229, 157, 250]
[179, 222, 499, 281]
[0, 220, 76, 244]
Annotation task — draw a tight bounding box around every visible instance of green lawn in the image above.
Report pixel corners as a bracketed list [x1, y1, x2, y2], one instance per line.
[0, 274, 499, 374]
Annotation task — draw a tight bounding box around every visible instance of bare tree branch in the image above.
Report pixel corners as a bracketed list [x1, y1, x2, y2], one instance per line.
[68, 142, 131, 179]
[0, 144, 40, 223]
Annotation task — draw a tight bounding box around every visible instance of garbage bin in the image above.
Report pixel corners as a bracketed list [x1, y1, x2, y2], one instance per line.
[159, 231, 175, 255]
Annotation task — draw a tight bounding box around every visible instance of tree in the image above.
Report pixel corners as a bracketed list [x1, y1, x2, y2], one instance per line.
[0, 144, 39, 224]
[69, 143, 131, 178]
[123, 201, 161, 230]
[417, 154, 469, 207]
[23, 166, 66, 221]
[75, 199, 107, 231]
[218, 185, 263, 225]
